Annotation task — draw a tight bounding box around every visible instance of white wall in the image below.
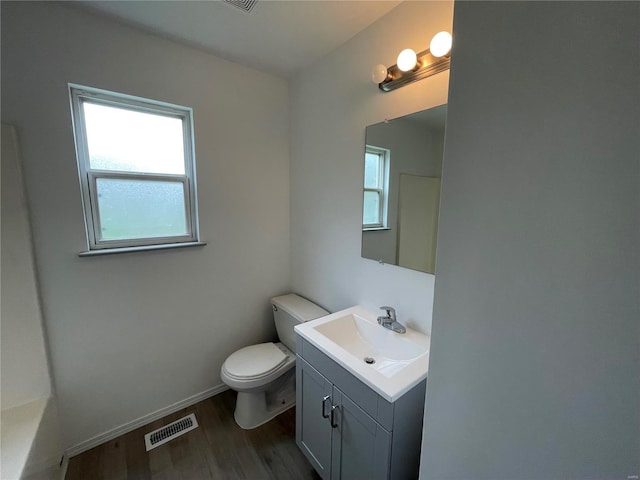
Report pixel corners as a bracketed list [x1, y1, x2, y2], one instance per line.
[1, 2, 290, 450]
[421, 2, 639, 478]
[290, 1, 453, 334]
[1, 124, 51, 410]
[1, 123, 63, 478]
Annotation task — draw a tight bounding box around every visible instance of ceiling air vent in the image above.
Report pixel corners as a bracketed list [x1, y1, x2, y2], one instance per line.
[144, 413, 199, 451]
[223, 0, 258, 13]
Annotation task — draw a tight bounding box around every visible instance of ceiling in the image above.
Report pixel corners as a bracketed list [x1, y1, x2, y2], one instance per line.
[73, 0, 401, 78]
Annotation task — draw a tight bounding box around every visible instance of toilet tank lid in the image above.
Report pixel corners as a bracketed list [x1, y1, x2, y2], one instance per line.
[271, 293, 328, 322]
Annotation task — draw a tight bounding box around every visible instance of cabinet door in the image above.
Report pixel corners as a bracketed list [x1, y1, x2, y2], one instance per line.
[296, 357, 334, 480]
[331, 388, 391, 480]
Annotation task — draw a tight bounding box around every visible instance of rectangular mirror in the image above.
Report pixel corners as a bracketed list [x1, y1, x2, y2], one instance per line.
[361, 104, 447, 274]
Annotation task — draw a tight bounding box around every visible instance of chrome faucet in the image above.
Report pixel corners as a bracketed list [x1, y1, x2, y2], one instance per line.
[377, 306, 406, 334]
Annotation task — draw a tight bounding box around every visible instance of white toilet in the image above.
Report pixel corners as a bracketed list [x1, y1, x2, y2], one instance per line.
[220, 293, 328, 429]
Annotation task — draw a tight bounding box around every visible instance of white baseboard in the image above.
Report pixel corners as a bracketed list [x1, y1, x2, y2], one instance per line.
[65, 384, 229, 458]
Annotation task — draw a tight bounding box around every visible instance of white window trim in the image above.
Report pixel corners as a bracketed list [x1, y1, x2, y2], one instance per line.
[363, 145, 390, 230]
[69, 84, 201, 253]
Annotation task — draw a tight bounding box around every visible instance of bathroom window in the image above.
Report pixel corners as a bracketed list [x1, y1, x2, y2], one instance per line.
[69, 84, 201, 253]
[363, 145, 389, 229]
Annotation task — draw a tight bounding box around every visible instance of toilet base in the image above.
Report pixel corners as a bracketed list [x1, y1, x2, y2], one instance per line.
[233, 370, 296, 429]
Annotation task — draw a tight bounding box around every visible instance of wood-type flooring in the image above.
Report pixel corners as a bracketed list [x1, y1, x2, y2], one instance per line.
[65, 389, 320, 480]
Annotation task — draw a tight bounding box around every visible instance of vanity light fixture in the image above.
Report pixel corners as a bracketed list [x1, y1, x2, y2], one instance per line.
[371, 31, 452, 92]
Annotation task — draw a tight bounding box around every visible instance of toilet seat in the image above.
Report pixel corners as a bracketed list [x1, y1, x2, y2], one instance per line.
[221, 342, 294, 389]
[219, 294, 328, 429]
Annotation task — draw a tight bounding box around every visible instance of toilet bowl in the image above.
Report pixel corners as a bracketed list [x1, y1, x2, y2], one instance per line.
[220, 293, 328, 429]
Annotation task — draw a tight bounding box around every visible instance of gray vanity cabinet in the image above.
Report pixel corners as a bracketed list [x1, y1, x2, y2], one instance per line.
[330, 387, 392, 480]
[297, 356, 333, 478]
[296, 336, 426, 480]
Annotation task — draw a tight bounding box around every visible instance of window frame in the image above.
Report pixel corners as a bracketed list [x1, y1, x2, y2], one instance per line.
[363, 145, 390, 230]
[69, 84, 200, 252]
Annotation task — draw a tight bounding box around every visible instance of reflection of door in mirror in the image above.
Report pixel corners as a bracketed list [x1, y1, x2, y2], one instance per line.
[397, 175, 440, 273]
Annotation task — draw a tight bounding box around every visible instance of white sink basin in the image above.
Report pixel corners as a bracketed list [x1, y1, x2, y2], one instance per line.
[313, 313, 425, 376]
[295, 305, 430, 402]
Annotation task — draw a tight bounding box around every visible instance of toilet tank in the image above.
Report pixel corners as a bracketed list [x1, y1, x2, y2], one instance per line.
[271, 294, 328, 352]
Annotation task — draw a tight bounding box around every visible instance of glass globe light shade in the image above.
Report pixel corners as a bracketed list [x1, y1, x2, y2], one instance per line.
[397, 49, 417, 72]
[430, 31, 452, 58]
[371, 64, 388, 84]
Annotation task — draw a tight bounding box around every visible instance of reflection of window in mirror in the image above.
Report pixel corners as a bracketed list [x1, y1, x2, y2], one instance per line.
[363, 145, 390, 230]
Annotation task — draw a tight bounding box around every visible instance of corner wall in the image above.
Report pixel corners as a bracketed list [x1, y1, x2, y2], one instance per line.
[1, 1, 290, 450]
[421, 2, 640, 478]
[1, 124, 51, 410]
[1, 123, 63, 478]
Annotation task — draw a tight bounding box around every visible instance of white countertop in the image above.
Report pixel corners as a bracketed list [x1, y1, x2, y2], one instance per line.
[295, 305, 430, 402]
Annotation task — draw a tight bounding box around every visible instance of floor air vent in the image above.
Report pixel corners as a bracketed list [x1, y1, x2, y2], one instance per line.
[144, 413, 199, 451]
[223, 0, 258, 13]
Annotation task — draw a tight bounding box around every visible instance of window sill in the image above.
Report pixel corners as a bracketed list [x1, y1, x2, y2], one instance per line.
[78, 241, 207, 257]
[363, 227, 391, 232]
